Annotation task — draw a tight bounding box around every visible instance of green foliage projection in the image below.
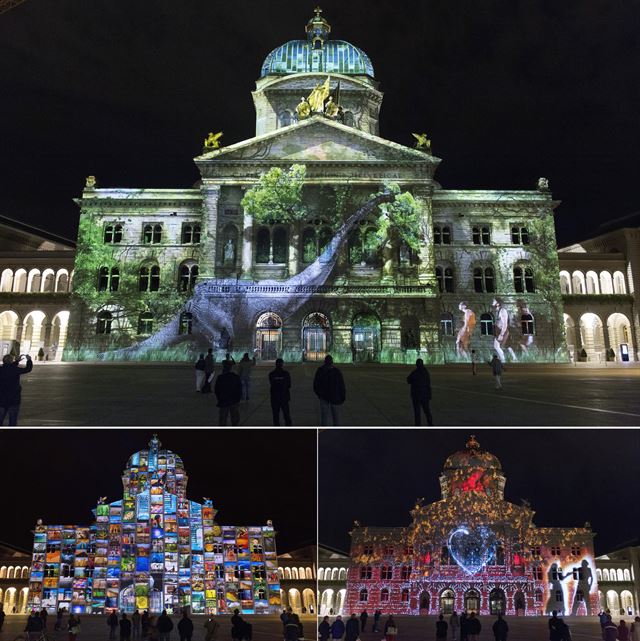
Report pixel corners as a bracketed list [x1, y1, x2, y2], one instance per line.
[375, 184, 424, 250]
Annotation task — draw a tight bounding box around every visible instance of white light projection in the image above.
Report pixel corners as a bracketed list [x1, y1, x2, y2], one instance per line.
[102, 191, 396, 358]
[448, 525, 497, 575]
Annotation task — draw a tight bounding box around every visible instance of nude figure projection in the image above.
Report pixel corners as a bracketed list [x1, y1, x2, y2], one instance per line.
[569, 560, 593, 616]
[492, 297, 517, 362]
[456, 302, 476, 358]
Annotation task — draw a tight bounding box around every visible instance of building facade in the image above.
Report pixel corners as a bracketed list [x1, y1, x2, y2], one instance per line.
[318, 544, 350, 616]
[0, 541, 31, 613]
[0, 215, 74, 360]
[346, 436, 599, 617]
[27, 436, 280, 615]
[595, 544, 639, 616]
[277, 545, 317, 614]
[559, 214, 640, 362]
[61, 8, 563, 363]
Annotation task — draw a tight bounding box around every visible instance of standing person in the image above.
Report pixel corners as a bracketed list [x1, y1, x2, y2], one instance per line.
[549, 611, 565, 641]
[237, 353, 256, 401]
[284, 613, 302, 641]
[599, 611, 608, 638]
[203, 617, 219, 641]
[214, 361, 242, 426]
[459, 612, 468, 641]
[55, 608, 64, 631]
[313, 355, 346, 426]
[630, 616, 640, 641]
[372, 610, 382, 633]
[25, 610, 44, 641]
[108, 611, 119, 640]
[40, 608, 48, 627]
[269, 358, 292, 426]
[141, 611, 150, 639]
[222, 353, 236, 370]
[466, 613, 481, 641]
[384, 615, 398, 641]
[147, 617, 158, 641]
[330, 615, 345, 641]
[230, 609, 245, 641]
[449, 611, 460, 640]
[490, 354, 503, 389]
[202, 348, 215, 393]
[280, 609, 290, 627]
[492, 614, 508, 641]
[318, 616, 331, 641]
[156, 610, 173, 641]
[0, 607, 5, 633]
[619, 620, 630, 641]
[345, 614, 359, 641]
[471, 350, 477, 375]
[120, 613, 132, 641]
[359, 610, 369, 632]
[436, 614, 448, 640]
[132, 610, 141, 640]
[68, 614, 81, 641]
[194, 354, 206, 392]
[177, 612, 193, 641]
[406, 358, 434, 426]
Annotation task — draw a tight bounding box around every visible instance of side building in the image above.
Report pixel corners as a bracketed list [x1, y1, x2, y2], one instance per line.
[0, 541, 31, 613]
[27, 436, 281, 615]
[346, 436, 599, 617]
[277, 545, 317, 614]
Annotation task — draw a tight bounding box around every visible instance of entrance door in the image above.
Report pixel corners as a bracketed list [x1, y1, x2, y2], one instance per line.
[465, 589, 480, 613]
[490, 589, 506, 615]
[304, 327, 327, 361]
[440, 590, 454, 614]
[352, 313, 381, 362]
[258, 329, 281, 360]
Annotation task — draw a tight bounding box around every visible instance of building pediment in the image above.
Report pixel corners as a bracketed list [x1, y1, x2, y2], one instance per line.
[195, 117, 440, 173]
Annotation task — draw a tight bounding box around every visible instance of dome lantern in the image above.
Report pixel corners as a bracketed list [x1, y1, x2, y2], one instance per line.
[306, 6, 331, 49]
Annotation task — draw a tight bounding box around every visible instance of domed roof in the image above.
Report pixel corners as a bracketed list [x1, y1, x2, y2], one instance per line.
[125, 434, 185, 472]
[443, 436, 502, 472]
[260, 8, 374, 78]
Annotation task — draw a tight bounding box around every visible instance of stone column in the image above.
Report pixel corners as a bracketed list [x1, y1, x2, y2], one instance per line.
[199, 182, 221, 279]
[241, 212, 253, 278]
[413, 186, 437, 288]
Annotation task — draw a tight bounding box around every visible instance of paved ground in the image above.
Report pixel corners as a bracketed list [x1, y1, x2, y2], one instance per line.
[324, 614, 631, 640]
[9, 361, 640, 426]
[0, 613, 315, 641]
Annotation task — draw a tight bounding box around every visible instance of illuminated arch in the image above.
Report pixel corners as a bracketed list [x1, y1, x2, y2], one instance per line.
[3, 586, 16, 611]
[288, 588, 302, 613]
[255, 312, 283, 360]
[489, 588, 506, 615]
[55, 269, 70, 292]
[464, 588, 481, 613]
[579, 313, 605, 362]
[317, 568, 324, 581]
[50, 311, 70, 361]
[331, 568, 339, 581]
[585, 270, 599, 294]
[291, 567, 299, 580]
[41, 268, 55, 293]
[571, 270, 585, 294]
[22, 310, 47, 357]
[439, 589, 454, 614]
[606, 590, 620, 613]
[320, 589, 334, 615]
[607, 313, 635, 361]
[613, 271, 626, 294]
[617, 569, 624, 581]
[559, 270, 571, 294]
[0, 566, 6, 579]
[305, 567, 313, 579]
[302, 588, 316, 613]
[621, 590, 633, 613]
[603, 569, 610, 581]
[13, 268, 27, 292]
[623, 569, 631, 581]
[27, 268, 41, 293]
[596, 569, 602, 581]
[338, 568, 347, 581]
[334, 589, 346, 615]
[302, 311, 331, 362]
[284, 567, 292, 580]
[0, 310, 20, 342]
[599, 271, 613, 294]
[17, 587, 28, 613]
[0, 268, 13, 292]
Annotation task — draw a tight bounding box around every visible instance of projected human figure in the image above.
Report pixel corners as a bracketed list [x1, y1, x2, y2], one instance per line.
[570, 560, 593, 615]
[545, 563, 568, 615]
[456, 302, 476, 358]
[492, 298, 517, 362]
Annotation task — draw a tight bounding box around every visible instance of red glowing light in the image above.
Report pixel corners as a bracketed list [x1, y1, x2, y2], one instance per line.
[460, 471, 486, 493]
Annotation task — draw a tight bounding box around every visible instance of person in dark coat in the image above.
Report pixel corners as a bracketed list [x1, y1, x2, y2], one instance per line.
[194, 353, 206, 392]
[177, 612, 193, 641]
[283, 613, 302, 641]
[359, 610, 368, 632]
[436, 614, 448, 640]
[230, 610, 251, 641]
[141, 612, 150, 638]
[0, 353, 33, 426]
[156, 610, 173, 641]
[269, 358, 292, 426]
[107, 611, 119, 640]
[120, 613, 132, 641]
[318, 616, 331, 641]
[26, 610, 44, 641]
[202, 348, 215, 393]
[345, 614, 359, 641]
[548, 611, 565, 641]
[214, 361, 242, 425]
[330, 615, 345, 640]
[406, 358, 433, 426]
[460, 612, 469, 641]
[492, 614, 508, 641]
[466, 613, 481, 641]
[313, 355, 346, 426]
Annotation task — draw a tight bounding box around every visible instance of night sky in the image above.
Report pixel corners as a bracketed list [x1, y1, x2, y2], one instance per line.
[2, 0, 638, 247]
[319, 429, 640, 556]
[0, 429, 316, 554]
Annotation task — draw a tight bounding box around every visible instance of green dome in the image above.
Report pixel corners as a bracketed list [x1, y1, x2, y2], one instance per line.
[260, 8, 374, 78]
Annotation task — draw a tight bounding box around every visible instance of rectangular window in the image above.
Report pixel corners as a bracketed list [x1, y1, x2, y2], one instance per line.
[381, 566, 392, 580]
[363, 545, 373, 556]
[551, 546, 561, 556]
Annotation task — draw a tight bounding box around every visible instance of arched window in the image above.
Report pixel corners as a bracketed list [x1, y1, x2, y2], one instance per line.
[138, 312, 153, 335]
[339, 568, 347, 580]
[472, 225, 491, 245]
[96, 311, 113, 335]
[28, 269, 41, 292]
[617, 569, 624, 581]
[380, 588, 390, 602]
[0, 269, 13, 292]
[256, 227, 270, 263]
[179, 262, 199, 292]
[42, 270, 55, 292]
[401, 588, 409, 603]
[521, 313, 535, 335]
[317, 568, 324, 581]
[104, 223, 123, 244]
[179, 312, 193, 335]
[291, 568, 299, 580]
[55, 270, 69, 292]
[560, 271, 571, 294]
[596, 569, 602, 581]
[480, 312, 494, 336]
[433, 225, 452, 245]
[511, 225, 529, 245]
[599, 271, 613, 294]
[139, 264, 160, 292]
[613, 271, 626, 294]
[359, 588, 368, 602]
[474, 266, 495, 293]
[143, 224, 162, 244]
[182, 223, 201, 244]
[98, 266, 119, 292]
[436, 266, 455, 293]
[623, 569, 631, 581]
[273, 227, 288, 263]
[440, 313, 453, 336]
[603, 569, 610, 582]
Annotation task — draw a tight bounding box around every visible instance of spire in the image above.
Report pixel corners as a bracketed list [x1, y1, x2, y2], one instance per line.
[149, 434, 161, 451]
[306, 6, 331, 48]
[466, 434, 480, 451]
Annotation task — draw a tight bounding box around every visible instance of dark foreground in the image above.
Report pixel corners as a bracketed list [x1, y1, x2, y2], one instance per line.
[11, 361, 640, 426]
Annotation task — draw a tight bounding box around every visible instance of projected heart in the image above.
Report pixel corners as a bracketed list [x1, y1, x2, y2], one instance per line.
[448, 526, 497, 575]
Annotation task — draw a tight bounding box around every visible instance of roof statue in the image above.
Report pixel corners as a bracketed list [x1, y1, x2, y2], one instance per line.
[308, 77, 331, 113]
[204, 131, 223, 149]
[412, 132, 432, 151]
[296, 96, 311, 120]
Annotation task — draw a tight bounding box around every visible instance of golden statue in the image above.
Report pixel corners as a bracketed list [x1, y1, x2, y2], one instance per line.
[307, 76, 330, 113]
[296, 97, 311, 120]
[204, 131, 223, 149]
[412, 132, 431, 150]
[324, 95, 339, 118]
[85, 175, 96, 189]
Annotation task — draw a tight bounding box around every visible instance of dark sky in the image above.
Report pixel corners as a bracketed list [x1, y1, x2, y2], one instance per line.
[1, 0, 638, 247]
[319, 429, 640, 556]
[0, 429, 316, 554]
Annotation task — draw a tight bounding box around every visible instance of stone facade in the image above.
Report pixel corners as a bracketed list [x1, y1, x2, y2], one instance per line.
[277, 545, 317, 614]
[0, 541, 31, 614]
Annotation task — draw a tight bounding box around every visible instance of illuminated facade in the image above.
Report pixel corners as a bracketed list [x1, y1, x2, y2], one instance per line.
[346, 437, 599, 617]
[64, 8, 563, 363]
[0, 541, 31, 614]
[27, 436, 280, 615]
